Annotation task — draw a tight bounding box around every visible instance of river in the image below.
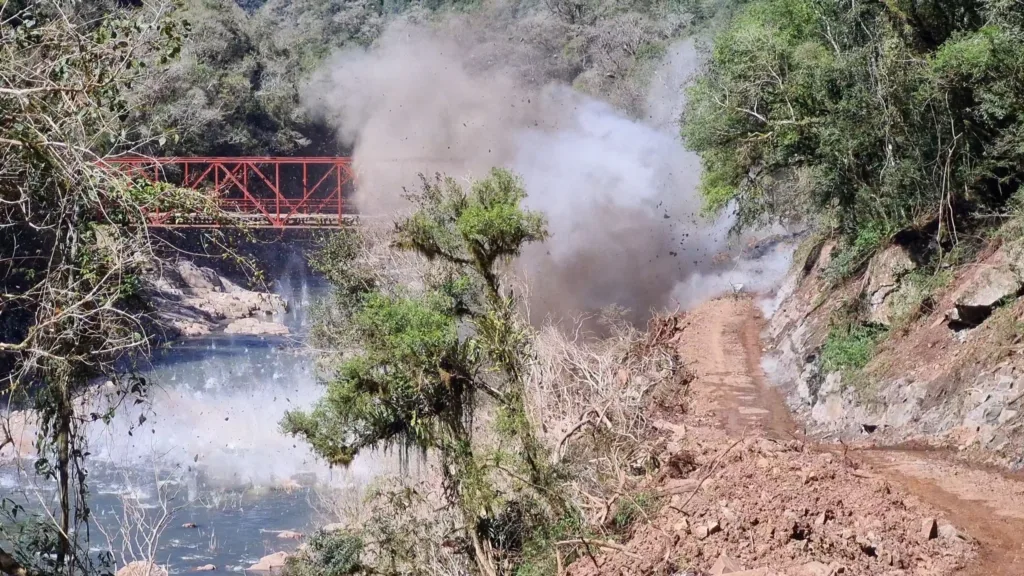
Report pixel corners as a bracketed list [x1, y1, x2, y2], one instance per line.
[1, 268, 380, 574]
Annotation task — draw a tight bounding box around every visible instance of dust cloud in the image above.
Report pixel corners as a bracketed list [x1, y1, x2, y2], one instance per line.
[304, 24, 790, 322]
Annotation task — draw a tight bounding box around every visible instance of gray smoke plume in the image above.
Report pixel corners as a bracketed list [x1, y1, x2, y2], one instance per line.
[303, 24, 789, 321]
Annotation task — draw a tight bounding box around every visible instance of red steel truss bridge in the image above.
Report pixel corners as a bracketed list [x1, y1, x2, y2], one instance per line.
[108, 156, 356, 228]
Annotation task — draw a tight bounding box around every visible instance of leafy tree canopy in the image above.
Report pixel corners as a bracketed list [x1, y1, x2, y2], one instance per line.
[683, 0, 1024, 259]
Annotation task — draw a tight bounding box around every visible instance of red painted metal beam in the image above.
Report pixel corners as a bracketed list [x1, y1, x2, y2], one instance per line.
[105, 156, 355, 228]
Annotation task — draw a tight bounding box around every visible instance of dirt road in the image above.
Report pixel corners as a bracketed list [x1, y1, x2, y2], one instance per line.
[697, 297, 1024, 575]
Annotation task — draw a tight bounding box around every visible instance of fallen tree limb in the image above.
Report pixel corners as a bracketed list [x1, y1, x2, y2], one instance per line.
[669, 435, 745, 514]
[555, 538, 642, 559]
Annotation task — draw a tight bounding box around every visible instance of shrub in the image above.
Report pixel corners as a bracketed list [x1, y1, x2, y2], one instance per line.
[284, 531, 364, 576]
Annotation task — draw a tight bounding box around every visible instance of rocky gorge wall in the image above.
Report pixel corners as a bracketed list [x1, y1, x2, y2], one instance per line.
[764, 237, 1024, 469]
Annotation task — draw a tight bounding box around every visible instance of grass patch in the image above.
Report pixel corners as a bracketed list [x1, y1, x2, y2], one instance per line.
[821, 323, 888, 374]
[513, 512, 586, 576]
[887, 268, 953, 330]
[611, 490, 662, 533]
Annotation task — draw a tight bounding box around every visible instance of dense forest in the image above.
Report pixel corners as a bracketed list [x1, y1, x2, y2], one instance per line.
[130, 0, 709, 157]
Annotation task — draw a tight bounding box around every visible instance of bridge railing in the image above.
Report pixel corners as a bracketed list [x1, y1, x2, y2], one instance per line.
[106, 156, 355, 227]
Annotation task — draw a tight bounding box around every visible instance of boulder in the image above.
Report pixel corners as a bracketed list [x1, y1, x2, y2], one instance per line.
[174, 261, 224, 294]
[938, 523, 961, 541]
[186, 292, 284, 321]
[224, 318, 289, 336]
[143, 259, 286, 340]
[949, 244, 1024, 327]
[865, 245, 917, 325]
[248, 552, 289, 573]
[194, 565, 216, 572]
[178, 322, 211, 337]
[117, 561, 168, 576]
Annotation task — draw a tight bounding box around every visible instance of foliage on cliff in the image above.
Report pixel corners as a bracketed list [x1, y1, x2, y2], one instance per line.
[684, 0, 1024, 263]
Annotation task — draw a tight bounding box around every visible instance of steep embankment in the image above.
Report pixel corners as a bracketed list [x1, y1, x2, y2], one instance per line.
[766, 238, 1024, 470]
[566, 296, 1024, 575]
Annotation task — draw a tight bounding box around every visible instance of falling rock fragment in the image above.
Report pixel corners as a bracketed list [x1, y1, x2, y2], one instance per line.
[920, 518, 938, 541]
[194, 565, 216, 572]
[276, 530, 304, 540]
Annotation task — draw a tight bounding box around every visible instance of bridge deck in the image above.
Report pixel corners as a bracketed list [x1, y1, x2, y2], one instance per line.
[148, 213, 360, 228]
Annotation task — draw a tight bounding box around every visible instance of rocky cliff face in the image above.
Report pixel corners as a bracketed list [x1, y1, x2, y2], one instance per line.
[764, 238, 1024, 469]
[143, 260, 290, 338]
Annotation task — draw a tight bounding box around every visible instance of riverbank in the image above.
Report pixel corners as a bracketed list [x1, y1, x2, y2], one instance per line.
[143, 259, 291, 340]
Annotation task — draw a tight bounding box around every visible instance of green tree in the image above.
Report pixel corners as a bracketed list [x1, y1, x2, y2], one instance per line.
[283, 169, 560, 576]
[683, 0, 1024, 270]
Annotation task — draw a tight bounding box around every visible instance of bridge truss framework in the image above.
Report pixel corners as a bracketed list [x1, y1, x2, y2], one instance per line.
[108, 156, 356, 228]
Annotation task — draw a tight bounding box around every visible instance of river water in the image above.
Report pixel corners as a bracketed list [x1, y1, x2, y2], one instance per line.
[1, 271, 380, 574]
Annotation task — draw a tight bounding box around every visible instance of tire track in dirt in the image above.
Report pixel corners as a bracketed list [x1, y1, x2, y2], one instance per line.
[694, 297, 795, 440]
[704, 296, 1024, 575]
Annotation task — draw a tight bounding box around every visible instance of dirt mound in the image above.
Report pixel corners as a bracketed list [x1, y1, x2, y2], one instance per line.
[568, 435, 972, 575]
[565, 298, 977, 576]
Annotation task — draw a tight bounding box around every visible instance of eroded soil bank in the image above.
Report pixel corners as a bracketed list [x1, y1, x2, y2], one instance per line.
[566, 296, 1024, 575]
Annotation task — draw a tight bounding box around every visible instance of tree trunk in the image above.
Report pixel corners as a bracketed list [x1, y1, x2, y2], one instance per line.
[55, 396, 72, 575]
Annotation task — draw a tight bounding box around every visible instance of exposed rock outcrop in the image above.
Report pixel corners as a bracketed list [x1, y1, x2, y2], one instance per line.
[248, 552, 289, 573]
[947, 242, 1024, 328]
[224, 317, 289, 336]
[864, 244, 917, 326]
[765, 236, 1024, 467]
[143, 260, 287, 339]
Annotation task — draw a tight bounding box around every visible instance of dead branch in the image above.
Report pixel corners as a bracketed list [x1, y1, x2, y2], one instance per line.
[670, 435, 745, 514]
[555, 538, 642, 559]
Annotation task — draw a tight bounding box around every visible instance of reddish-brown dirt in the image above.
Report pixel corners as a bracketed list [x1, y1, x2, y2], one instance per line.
[566, 296, 1024, 576]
